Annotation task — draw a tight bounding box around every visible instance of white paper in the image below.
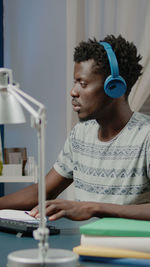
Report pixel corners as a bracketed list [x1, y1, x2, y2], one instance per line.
[0, 209, 39, 223]
[81, 234, 150, 253]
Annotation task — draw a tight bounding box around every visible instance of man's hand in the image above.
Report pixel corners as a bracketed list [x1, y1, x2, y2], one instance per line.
[27, 199, 150, 222]
[29, 199, 97, 221]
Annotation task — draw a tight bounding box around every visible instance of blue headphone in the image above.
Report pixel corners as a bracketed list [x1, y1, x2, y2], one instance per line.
[100, 42, 127, 98]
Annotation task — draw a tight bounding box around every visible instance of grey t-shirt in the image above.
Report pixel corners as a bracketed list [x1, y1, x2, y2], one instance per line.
[54, 112, 150, 205]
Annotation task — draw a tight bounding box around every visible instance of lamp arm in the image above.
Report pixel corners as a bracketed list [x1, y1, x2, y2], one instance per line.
[8, 84, 49, 259]
[9, 84, 45, 109]
[0, 68, 51, 261]
[8, 84, 45, 121]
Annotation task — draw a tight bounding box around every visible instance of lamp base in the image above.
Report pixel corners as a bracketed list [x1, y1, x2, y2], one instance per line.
[7, 248, 78, 267]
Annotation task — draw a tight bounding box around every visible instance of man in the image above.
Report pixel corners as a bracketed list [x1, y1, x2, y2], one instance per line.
[1, 35, 150, 221]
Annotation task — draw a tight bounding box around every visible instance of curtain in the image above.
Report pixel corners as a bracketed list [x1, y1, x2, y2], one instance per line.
[0, 0, 4, 196]
[62, 0, 86, 200]
[65, 0, 150, 200]
[128, 1, 150, 110]
[86, 0, 150, 111]
[66, 0, 85, 135]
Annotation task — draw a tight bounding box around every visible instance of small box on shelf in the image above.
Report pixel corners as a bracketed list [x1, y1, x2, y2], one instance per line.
[4, 147, 27, 176]
[0, 145, 38, 183]
[0, 162, 38, 183]
[2, 164, 22, 176]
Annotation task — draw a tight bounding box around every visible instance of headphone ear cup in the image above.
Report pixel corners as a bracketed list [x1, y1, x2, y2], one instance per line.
[104, 75, 127, 98]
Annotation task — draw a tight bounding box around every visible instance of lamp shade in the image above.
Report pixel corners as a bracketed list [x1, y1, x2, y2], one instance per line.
[0, 90, 26, 124]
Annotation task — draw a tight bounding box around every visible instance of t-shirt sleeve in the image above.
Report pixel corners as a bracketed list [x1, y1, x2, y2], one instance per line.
[53, 131, 74, 179]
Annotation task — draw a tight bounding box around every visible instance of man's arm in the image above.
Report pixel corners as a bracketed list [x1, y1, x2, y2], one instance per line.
[0, 168, 73, 210]
[30, 199, 150, 221]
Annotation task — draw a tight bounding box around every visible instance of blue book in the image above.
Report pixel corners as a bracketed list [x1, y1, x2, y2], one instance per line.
[79, 255, 150, 266]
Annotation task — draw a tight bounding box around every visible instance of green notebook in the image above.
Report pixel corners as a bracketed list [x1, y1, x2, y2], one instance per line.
[80, 218, 150, 237]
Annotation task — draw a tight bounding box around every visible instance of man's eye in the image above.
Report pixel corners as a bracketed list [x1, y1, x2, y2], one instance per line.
[80, 81, 87, 87]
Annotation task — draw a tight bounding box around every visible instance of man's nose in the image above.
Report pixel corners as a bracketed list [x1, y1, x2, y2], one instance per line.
[70, 83, 79, 97]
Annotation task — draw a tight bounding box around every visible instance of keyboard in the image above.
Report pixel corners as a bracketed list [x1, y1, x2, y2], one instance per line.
[0, 218, 60, 236]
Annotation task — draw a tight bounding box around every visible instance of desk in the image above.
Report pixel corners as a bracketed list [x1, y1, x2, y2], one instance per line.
[0, 218, 139, 267]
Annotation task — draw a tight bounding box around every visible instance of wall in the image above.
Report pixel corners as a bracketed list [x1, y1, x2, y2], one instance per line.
[3, 0, 67, 193]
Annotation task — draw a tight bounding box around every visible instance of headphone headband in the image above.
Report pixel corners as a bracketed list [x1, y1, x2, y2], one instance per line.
[100, 42, 119, 77]
[99, 41, 127, 98]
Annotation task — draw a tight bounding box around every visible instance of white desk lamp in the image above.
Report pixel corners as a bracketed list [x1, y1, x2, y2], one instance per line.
[0, 68, 78, 266]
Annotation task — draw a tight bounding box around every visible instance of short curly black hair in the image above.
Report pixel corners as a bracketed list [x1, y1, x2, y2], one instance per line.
[74, 35, 143, 98]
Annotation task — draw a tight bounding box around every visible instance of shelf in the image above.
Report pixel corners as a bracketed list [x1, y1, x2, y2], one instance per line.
[0, 176, 37, 183]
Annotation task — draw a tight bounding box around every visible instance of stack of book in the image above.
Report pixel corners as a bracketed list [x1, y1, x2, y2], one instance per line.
[73, 217, 150, 266]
